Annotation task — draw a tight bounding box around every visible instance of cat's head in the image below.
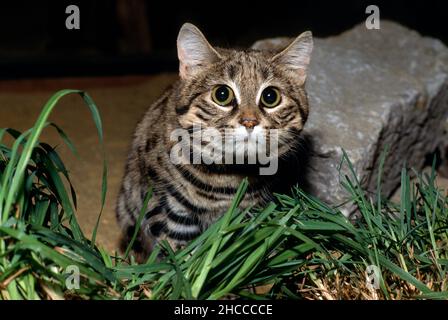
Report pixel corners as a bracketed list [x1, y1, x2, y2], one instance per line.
[173, 23, 313, 164]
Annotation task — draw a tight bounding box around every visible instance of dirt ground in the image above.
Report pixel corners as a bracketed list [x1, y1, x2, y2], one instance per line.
[1, 74, 447, 252]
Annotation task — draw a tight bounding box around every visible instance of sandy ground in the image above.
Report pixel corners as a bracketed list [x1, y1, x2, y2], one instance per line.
[1, 74, 447, 252]
[0, 74, 177, 252]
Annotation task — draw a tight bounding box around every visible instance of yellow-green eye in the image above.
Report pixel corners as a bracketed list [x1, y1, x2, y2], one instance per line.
[212, 85, 234, 106]
[260, 87, 281, 108]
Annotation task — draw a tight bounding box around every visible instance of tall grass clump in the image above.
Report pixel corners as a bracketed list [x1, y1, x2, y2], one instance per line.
[0, 90, 447, 300]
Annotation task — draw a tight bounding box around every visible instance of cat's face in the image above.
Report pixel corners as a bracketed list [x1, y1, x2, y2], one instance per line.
[174, 23, 313, 163]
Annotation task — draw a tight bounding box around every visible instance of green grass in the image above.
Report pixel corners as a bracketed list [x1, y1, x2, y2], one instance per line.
[0, 90, 447, 300]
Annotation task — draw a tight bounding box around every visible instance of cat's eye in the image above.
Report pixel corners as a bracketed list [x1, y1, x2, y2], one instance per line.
[260, 87, 281, 108]
[211, 85, 234, 106]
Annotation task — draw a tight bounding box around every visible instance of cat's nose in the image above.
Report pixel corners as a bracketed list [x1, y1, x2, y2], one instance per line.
[239, 117, 259, 129]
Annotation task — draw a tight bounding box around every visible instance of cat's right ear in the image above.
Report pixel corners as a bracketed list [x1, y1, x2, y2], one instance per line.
[177, 23, 221, 79]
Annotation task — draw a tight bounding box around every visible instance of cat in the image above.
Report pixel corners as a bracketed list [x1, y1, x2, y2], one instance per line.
[116, 23, 313, 261]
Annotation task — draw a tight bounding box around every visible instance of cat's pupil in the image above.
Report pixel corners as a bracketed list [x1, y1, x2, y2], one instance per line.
[216, 86, 229, 102]
[262, 87, 277, 105]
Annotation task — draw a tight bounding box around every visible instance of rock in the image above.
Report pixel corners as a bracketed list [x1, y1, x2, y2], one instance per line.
[252, 21, 448, 214]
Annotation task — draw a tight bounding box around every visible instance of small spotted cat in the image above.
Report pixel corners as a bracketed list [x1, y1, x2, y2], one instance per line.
[116, 23, 313, 261]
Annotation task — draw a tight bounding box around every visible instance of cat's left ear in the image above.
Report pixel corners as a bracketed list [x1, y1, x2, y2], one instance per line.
[271, 31, 313, 84]
[177, 23, 221, 79]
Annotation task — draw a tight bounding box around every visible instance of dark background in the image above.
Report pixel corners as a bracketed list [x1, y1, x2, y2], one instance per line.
[1, 0, 447, 78]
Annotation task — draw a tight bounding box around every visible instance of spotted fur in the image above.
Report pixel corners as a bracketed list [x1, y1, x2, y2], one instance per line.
[116, 23, 313, 261]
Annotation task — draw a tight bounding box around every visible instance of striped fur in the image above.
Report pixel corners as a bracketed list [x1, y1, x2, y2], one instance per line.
[116, 23, 313, 261]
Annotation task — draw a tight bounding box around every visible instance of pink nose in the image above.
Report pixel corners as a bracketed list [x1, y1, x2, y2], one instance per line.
[239, 117, 259, 129]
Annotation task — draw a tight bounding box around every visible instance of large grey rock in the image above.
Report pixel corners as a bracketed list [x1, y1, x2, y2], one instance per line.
[253, 21, 448, 213]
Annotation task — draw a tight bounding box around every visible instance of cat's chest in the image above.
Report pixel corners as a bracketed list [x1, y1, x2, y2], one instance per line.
[190, 191, 267, 229]
[176, 173, 269, 215]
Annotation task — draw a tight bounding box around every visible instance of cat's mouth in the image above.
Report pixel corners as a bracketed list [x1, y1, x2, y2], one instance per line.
[194, 125, 278, 161]
[233, 125, 263, 139]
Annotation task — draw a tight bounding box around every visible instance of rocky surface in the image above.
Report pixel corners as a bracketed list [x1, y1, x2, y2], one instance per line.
[253, 21, 448, 214]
